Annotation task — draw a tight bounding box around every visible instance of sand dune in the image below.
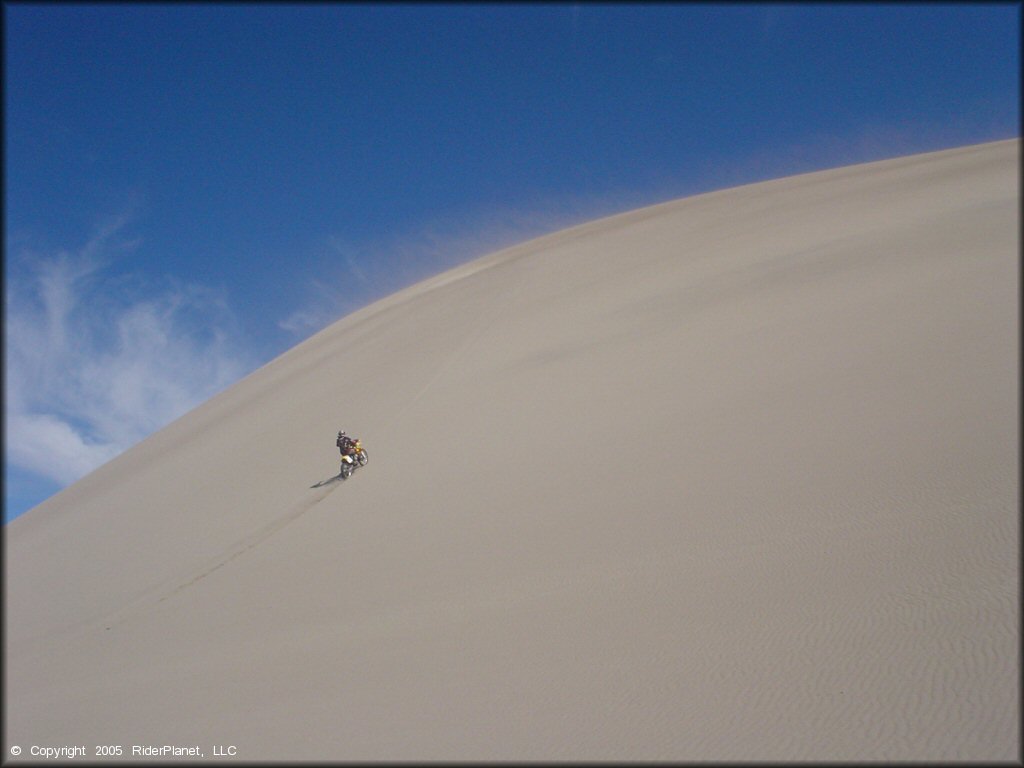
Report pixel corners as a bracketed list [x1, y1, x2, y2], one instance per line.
[5, 139, 1018, 761]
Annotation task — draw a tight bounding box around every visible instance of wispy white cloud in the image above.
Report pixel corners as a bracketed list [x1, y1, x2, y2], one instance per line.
[5, 413, 121, 486]
[4, 220, 253, 498]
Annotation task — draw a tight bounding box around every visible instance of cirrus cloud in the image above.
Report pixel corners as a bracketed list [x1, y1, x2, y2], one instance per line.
[4, 223, 254, 508]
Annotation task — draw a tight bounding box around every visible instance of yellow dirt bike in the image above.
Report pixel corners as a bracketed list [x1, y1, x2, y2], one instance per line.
[340, 439, 368, 479]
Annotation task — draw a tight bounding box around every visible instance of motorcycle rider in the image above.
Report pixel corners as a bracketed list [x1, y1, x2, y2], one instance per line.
[336, 430, 357, 457]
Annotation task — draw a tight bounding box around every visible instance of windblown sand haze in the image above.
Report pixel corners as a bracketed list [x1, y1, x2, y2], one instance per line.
[5, 139, 1019, 761]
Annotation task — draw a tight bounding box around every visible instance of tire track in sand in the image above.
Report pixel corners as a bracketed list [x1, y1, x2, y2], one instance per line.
[100, 482, 341, 630]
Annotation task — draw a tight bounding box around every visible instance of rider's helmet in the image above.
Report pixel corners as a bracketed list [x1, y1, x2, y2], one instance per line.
[338, 430, 346, 437]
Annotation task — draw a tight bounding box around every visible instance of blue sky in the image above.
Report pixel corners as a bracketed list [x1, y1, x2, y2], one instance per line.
[4, 3, 1019, 522]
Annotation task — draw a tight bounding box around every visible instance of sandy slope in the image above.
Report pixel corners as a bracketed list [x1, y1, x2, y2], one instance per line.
[5, 139, 1018, 761]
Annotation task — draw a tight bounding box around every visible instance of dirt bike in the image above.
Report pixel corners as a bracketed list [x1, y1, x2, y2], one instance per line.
[340, 439, 368, 479]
